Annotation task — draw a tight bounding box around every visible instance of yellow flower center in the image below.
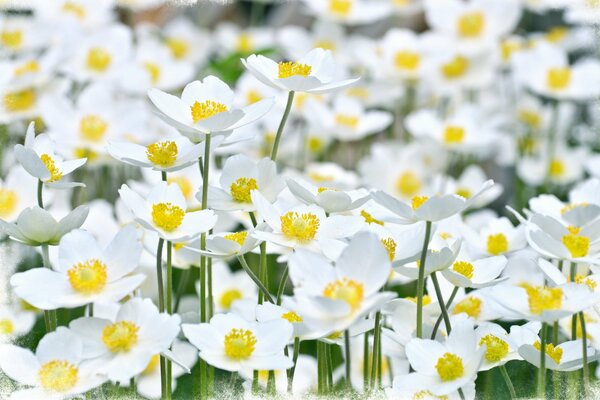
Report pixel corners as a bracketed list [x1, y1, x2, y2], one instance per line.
[533, 341, 563, 364]
[67, 259, 108, 294]
[4, 88, 36, 112]
[0, 189, 18, 218]
[406, 295, 432, 305]
[314, 39, 336, 51]
[443, 125, 465, 144]
[151, 202, 185, 232]
[307, 136, 325, 153]
[166, 38, 189, 59]
[487, 233, 508, 255]
[308, 172, 334, 183]
[62, 2, 86, 19]
[381, 237, 397, 261]
[560, 203, 589, 215]
[479, 334, 509, 362]
[452, 261, 474, 279]
[224, 328, 257, 359]
[143, 62, 161, 84]
[0, 319, 14, 335]
[441, 56, 469, 79]
[79, 114, 108, 142]
[38, 360, 78, 392]
[329, 0, 353, 16]
[102, 321, 139, 352]
[501, 40, 522, 62]
[280, 212, 320, 242]
[526, 286, 563, 315]
[411, 195, 428, 211]
[168, 176, 193, 200]
[86, 47, 112, 72]
[190, 100, 228, 123]
[1, 29, 22, 49]
[14, 60, 40, 76]
[546, 67, 571, 91]
[435, 352, 464, 381]
[575, 274, 597, 290]
[346, 87, 369, 99]
[230, 177, 258, 203]
[142, 354, 160, 375]
[323, 278, 364, 311]
[236, 33, 253, 53]
[562, 232, 590, 258]
[453, 296, 482, 318]
[335, 114, 360, 129]
[224, 231, 248, 246]
[278, 62, 312, 79]
[394, 51, 421, 71]
[518, 109, 541, 128]
[146, 141, 178, 168]
[395, 171, 422, 198]
[361, 210, 384, 226]
[414, 391, 449, 400]
[457, 12, 485, 38]
[40, 154, 63, 182]
[219, 289, 243, 310]
[548, 159, 565, 178]
[281, 311, 303, 323]
[546, 27, 568, 43]
[455, 187, 472, 199]
[439, 232, 453, 240]
[242, 89, 262, 105]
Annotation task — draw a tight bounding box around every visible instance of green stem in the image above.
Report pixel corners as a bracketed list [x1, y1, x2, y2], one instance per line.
[579, 311, 589, 389]
[370, 312, 382, 390]
[174, 268, 190, 313]
[539, 322, 547, 398]
[317, 341, 324, 394]
[363, 330, 369, 391]
[288, 337, 300, 393]
[570, 262, 577, 340]
[37, 179, 43, 208]
[326, 343, 333, 391]
[267, 370, 276, 395]
[544, 99, 560, 185]
[430, 272, 452, 335]
[237, 255, 274, 303]
[40, 244, 57, 332]
[208, 257, 213, 318]
[165, 241, 173, 399]
[271, 91, 295, 161]
[431, 286, 459, 339]
[258, 242, 267, 304]
[416, 221, 432, 338]
[156, 237, 166, 399]
[499, 364, 516, 399]
[276, 264, 289, 305]
[344, 330, 352, 391]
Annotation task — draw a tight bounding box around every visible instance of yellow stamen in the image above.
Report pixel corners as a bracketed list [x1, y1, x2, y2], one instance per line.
[190, 100, 228, 123]
[455, 187, 472, 199]
[411, 195, 428, 210]
[102, 321, 139, 352]
[575, 274, 597, 290]
[40, 154, 62, 182]
[1, 29, 22, 49]
[307, 136, 325, 153]
[146, 141, 178, 168]
[79, 115, 108, 142]
[224, 231, 248, 246]
[546, 27, 568, 43]
[230, 177, 258, 203]
[0, 319, 14, 335]
[0, 189, 18, 218]
[548, 159, 565, 178]
[562, 233, 589, 258]
[443, 125, 465, 144]
[381, 237, 397, 261]
[4, 88, 36, 112]
[219, 289, 243, 310]
[479, 334, 509, 362]
[487, 233, 508, 255]
[38, 360, 78, 392]
[151, 202, 185, 232]
[280, 212, 320, 242]
[394, 51, 421, 71]
[14, 60, 39, 76]
[142, 354, 160, 375]
[329, 0, 353, 16]
[435, 353, 464, 381]
[278, 62, 312, 79]
[62, 2, 86, 19]
[67, 259, 107, 294]
[335, 114, 359, 129]
[86, 47, 112, 72]
[406, 295, 432, 305]
[452, 261, 474, 279]
[323, 278, 364, 310]
[224, 328, 257, 359]
[168, 176, 193, 200]
[246, 89, 262, 105]
[395, 171, 422, 198]
[457, 12, 485, 38]
[533, 341, 563, 364]
[361, 210, 384, 226]
[143, 62, 161, 84]
[314, 39, 336, 51]
[546, 67, 571, 91]
[560, 203, 589, 215]
[166, 38, 189, 59]
[441, 56, 469, 79]
[518, 109, 541, 128]
[526, 286, 562, 315]
[453, 296, 482, 318]
[281, 311, 303, 323]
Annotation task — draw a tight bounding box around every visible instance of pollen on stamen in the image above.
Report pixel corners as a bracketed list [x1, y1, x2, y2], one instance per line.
[102, 321, 139, 352]
[452, 260, 474, 280]
[219, 289, 243, 310]
[443, 125, 465, 144]
[453, 296, 482, 318]
[281, 311, 303, 323]
[280, 211, 320, 242]
[546, 67, 571, 91]
[224, 231, 248, 246]
[67, 259, 108, 294]
[146, 141, 179, 168]
[0, 189, 18, 218]
[526, 286, 563, 315]
[396, 171, 422, 198]
[230, 177, 258, 203]
[40, 154, 63, 182]
[329, 0, 353, 16]
[487, 233, 508, 255]
[4, 88, 36, 112]
[323, 278, 364, 311]
[38, 360, 79, 392]
[435, 352, 464, 381]
[151, 202, 185, 232]
[533, 341, 563, 364]
[335, 114, 360, 129]
[411, 195, 428, 210]
[394, 51, 421, 71]
[457, 12, 485, 38]
[441, 56, 469, 79]
[277, 62, 312, 79]
[381, 237, 397, 261]
[361, 210, 384, 226]
[224, 328, 257, 359]
[80, 114, 108, 142]
[190, 100, 228, 123]
[479, 334, 509, 362]
[86, 47, 112, 72]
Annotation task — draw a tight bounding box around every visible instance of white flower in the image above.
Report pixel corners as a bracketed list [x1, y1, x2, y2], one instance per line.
[148, 75, 275, 143]
[69, 298, 181, 382]
[251, 191, 363, 259]
[206, 154, 285, 212]
[287, 178, 370, 214]
[405, 319, 484, 395]
[118, 181, 217, 242]
[255, 301, 328, 341]
[0, 327, 106, 398]
[0, 304, 35, 343]
[287, 232, 395, 333]
[14, 122, 86, 188]
[519, 339, 597, 372]
[242, 48, 360, 93]
[474, 323, 521, 370]
[11, 226, 145, 310]
[301, 0, 392, 25]
[182, 312, 293, 372]
[0, 205, 89, 246]
[0, 166, 37, 222]
[190, 228, 261, 259]
[208, 261, 258, 313]
[239, 354, 317, 395]
[461, 215, 526, 257]
[441, 252, 508, 289]
[108, 136, 205, 172]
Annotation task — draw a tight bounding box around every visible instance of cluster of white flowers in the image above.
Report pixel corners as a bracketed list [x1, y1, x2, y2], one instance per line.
[1, 0, 600, 399]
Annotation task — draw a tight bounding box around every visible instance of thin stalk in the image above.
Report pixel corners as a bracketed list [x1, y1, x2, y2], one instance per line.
[363, 330, 369, 391]
[276, 264, 289, 305]
[40, 244, 57, 331]
[267, 370, 276, 395]
[37, 179, 43, 208]
[579, 311, 589, 388]
[544, 99, 560, 185]
[430, 272, 452, 334]
[165, 241, 173, 399]
[416, 221, 432, 338]
[258, 242, 267, 304]
[570, 262, 577, 340]
[370, 312, 382, 390]
[326, 343, 333, 391]
[270, 91, 295, 161]
[344, 330, 352, 391]
[499, 365, 516, 399]
[287, 337, 300, 393]
[317, 341, 324, 394]
[431, 286, 459, 339]
[238, 255, 274, 303]
[208, 257, 213, 318]
[156, 238, 166, 399]
[174, 268, 190, 313]
[539, 322, 547, 398]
